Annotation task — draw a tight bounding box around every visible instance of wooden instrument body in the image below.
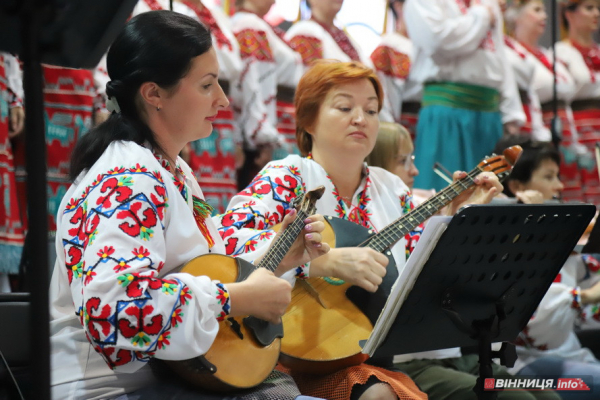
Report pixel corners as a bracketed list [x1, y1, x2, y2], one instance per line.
[165, 254, 281, 391]
[279, 147, 522, 374]
[280, 217, 397, 374]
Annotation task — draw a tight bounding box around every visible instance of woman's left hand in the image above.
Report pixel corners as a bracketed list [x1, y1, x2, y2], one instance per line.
[274, 210, 330, 276]
[446, 171, 503, 216]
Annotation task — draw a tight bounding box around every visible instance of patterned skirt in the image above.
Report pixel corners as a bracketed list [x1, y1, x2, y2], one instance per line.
[277, 363, 427, 400]
[571, 99, 600, 205]
[273, 85, 301, 161]
[188, 104, 238, 215]
[0, 101, 25, 274]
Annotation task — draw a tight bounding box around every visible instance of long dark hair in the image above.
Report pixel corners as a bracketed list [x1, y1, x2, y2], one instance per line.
[70, 10, 213, 180]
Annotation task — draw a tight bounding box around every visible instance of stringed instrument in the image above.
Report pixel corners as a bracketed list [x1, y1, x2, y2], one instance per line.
[278, 146, 522, 374]
[164, 186, 325, 391]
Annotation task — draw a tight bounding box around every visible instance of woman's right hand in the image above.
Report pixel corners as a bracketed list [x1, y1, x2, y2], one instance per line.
[311, 248, 388, 293]
[227, 268, 292, 324]
[581, 281, 600, 305]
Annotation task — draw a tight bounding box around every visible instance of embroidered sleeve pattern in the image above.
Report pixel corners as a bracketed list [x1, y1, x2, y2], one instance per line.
[62, 165, 199, 371]
[215, 283, 231, 321]
[218, 163, 305, 258]
[399, 192, 422, 259]
[571, 286, 585, 321]
[235, 29, 274, 62]
[370, 45, 411, 80]
[294, 263, 309, 280]
[289, 35, 323, 66]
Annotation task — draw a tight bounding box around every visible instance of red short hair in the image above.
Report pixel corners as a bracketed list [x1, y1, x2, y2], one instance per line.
[294, 60, 384, 156]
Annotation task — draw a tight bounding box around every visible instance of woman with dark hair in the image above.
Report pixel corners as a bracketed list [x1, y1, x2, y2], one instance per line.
[50, 11, 329, 400]
[220, 60, 502, 400]
[493, 135, 564, 202]
[555, 0, 600, 205]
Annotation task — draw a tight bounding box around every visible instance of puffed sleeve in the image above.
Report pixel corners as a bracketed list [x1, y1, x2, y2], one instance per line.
[60, 165, 230, 371]
[231, 28, 281, 149]
[371, 43, 411, 123]
[215, 161, 308, 281]
[404, 0, 492, 62]
[499, 42, 526, 125]
[3, 53, 23, 108]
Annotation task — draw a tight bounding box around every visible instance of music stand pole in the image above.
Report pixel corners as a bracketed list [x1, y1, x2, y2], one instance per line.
[366, 204, 595, 400]
[19, 1, 50, 399]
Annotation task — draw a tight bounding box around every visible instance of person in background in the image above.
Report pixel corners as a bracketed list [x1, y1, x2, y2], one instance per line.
[286, 0, 371, 70]
[0, 52, 25, 293]
[221, 60, 502, 400]
[504, 0, 583, 204]
[365, 122, 420, 192]
[370, 0, 422, 141]
[365, 126, 558, 400]
[556, 0, 600, 205]
[494, 134, 600, 400]
[403, 0, 526, 192]
[231, 0, 304, 189]
[503, 0, 552, 142]
[175, 0, 246, 214]
[49, 11, 329, 400]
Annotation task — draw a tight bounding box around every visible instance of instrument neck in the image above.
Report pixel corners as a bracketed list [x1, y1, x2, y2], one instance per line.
[258, 209, 310, 272]
[363, 166, 482, 253]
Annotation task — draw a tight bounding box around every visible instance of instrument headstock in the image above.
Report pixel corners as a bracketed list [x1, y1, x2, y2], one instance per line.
[477, 145, 523, 181]
[292, 186, 325, 216]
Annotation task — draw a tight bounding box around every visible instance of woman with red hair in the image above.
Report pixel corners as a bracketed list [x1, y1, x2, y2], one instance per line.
[219, 60, 501, 400]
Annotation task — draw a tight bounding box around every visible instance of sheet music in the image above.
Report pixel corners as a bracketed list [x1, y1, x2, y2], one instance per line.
[361, 216, 452, 356]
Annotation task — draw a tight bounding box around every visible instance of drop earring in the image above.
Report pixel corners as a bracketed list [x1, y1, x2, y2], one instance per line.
[156, 106, 161, 111]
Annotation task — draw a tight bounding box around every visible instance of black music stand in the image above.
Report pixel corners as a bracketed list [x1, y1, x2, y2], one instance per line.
[366, 204, 595, 400]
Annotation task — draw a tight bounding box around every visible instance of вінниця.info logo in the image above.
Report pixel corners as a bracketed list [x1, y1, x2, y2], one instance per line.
[484, 377, 591, 391]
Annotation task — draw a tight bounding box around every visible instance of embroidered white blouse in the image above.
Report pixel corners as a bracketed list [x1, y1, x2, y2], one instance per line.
[511, 254, 600, 373]
[403, 0, 525, 125]
[230, 11, 303, 150]
[555, 41, 600, 101]
[285, 19, 373, 70]
[50, 141, 230, 400]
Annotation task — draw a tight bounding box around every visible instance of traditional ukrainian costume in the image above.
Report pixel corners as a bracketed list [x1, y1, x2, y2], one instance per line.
[556, 40, 600, 205]
[230, 10, 303, 156]
[0, 52, 25, 282]
[181, 1, 245, 214]
[371, 32, 422, 140]
[13, 65, 100, 248]
[404, 0, 525, 191]
[505, 37, 583, 202]
[217, 155, 426, 400]
[285, 17, 372, 69]
[503, 36, 553, 141]
[50, 141, 305, 400]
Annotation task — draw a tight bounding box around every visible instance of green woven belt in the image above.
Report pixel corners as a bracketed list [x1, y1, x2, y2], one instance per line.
[422, 82, 500, 112]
